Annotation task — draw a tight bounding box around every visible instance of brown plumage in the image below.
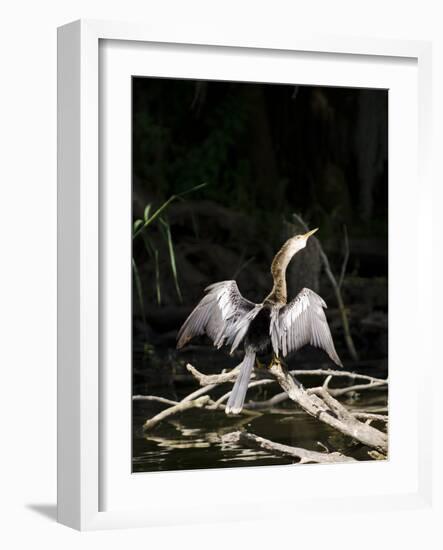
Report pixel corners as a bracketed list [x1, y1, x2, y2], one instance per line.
[177, 228, 342, 414]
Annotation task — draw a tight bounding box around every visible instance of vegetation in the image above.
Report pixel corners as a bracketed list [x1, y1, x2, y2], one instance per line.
[132, 182, 207, 339]
[131, 78, 388, 471]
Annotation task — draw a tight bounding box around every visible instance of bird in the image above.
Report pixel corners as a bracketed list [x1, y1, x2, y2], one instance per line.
[176, 228, 342, 414]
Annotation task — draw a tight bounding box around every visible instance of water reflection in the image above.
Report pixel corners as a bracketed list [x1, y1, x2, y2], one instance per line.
[133, 388, 387, 472]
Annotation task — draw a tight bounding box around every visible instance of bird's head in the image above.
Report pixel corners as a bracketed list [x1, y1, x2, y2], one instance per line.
[270, 227, 319, 283]
[287, 227, 319, 255]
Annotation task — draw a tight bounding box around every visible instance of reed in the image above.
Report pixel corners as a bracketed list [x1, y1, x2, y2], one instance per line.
[132, 182, 207, 339]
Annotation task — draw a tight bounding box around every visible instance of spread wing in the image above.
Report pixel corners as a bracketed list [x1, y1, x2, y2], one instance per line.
[177, 281, 260, 353]
[271, 288, 342, 366]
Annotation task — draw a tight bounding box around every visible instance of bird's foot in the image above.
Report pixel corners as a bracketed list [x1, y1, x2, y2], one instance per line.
[269, 356, 282, 369]
[269, 356, 304, 389]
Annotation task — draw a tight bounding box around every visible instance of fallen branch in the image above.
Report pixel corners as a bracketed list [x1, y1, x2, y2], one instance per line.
[207, 379, 274, 409]
[139, 364, 387, 444]
[352, 412, 388, 423]
[139, 383, 258, 431]
[133, 395, 179, 406]
[246, 392, 289, 410]
[186, 363, 240, 386]
[181, 383, 218, 402]
[223, 431, 357, 464]
[268, 360, 388, 454]
[308, 379, 387, 398]
[143, 395, 210, 431]
[288, 368, 386, 384]
[187, 363, 386, 388]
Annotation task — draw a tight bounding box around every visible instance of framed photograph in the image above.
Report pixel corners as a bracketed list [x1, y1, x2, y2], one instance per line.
[57, 19, 433, 530]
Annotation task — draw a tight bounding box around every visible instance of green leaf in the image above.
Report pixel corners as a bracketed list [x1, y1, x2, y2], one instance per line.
[160, 217, 182, 303]
[140, 233, 161, 304]
[132, 258, 148, 336]
[143, 203, 152, 222]
[153, 248, 161, 305]
[133, 182, 209, 240]
[133, 219, 144, 235]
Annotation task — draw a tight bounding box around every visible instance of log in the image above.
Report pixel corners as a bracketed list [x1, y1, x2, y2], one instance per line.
[268, 360, 388, 454]
[222, 431, 357, 464]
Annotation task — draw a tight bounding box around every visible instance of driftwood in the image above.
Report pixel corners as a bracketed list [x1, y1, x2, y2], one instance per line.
[267, 361, 387, 454]
[222, 431, 357, 464]
[140, 363, 387, 444]
[187, 363, 387, 406]
[191, 360, 388, 453]
[189, 364, 385, 388]
[352, 412, 388, 424]
[140, 381, 259, 432]
[245, 377, 387, 410]
[134, 395, 179, 406]
[139, 360, 388, 459]
[309, 380, 386, 398]
[186, 364, 240, 386]
[142, 395, 210, 431]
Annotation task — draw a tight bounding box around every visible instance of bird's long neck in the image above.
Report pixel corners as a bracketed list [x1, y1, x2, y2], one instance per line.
[265, 239, 295, 305]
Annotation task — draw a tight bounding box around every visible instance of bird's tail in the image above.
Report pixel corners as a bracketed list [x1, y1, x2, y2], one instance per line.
[225, 350, 256, 415]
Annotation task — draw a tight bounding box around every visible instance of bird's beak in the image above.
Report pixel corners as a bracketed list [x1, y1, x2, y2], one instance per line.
[302, 227, 319, 240]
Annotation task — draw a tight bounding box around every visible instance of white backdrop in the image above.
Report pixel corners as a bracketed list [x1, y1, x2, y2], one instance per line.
[0, 1, 441, 548]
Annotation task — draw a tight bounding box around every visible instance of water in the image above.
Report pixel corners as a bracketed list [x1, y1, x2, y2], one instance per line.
[133, 382, 387, 472]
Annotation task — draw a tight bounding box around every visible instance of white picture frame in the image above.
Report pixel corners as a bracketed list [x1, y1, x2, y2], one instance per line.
[57, 19, 434, 531]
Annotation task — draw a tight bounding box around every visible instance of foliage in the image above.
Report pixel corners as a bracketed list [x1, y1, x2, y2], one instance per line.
[132, 183, 208, 340]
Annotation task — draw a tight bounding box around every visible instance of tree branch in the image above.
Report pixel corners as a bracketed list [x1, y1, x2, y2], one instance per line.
[268, 360, 388, 454]
[308, 379, 387, 398]
[186, 363, 386, 388]
[186, 363, 241, 385]
[139, 363, 388, 450]
[222, 431, 357, 464]
[352, 412, 388, 423]
[142, 395, 210, 431]
[133, 395, 179, 406]
[245, 392, 289, 410]
[338, 224, 350, 289]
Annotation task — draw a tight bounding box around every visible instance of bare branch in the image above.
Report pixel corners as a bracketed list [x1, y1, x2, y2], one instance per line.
[245, 392, 289, 410]
[140, 363, 388, 440]
[185, 362, 387, 410]
[133, 395, 179, 406]
[288, 369, 386, 384]
[268, 360, 388, 454]
[323, 374, 333, 389]
[352, 412, 388, 423]
[338, 224, 350, 289]
[208, 379, 274, 408]
[143, 395, 210, 431]
[308, 379, 387, 398]
[186, 363, 387, 388]
[292, 212, 359, 361]
[186, 363, 241, 386]
[181, 383, 217, 402]
[222, 431, 357, 464]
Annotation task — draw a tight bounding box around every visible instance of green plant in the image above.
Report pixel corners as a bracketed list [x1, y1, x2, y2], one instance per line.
[132, 182, 207, 340]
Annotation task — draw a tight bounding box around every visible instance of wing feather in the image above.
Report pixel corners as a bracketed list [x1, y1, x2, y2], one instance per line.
[176, 281, 260, 352]
[272, 288, 342, 366]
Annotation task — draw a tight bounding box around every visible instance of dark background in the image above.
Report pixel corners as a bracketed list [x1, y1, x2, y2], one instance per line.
[131, 77, 388, 471]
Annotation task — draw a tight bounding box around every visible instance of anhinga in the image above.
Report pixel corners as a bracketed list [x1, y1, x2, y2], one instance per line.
[177, 228, 342, 414]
